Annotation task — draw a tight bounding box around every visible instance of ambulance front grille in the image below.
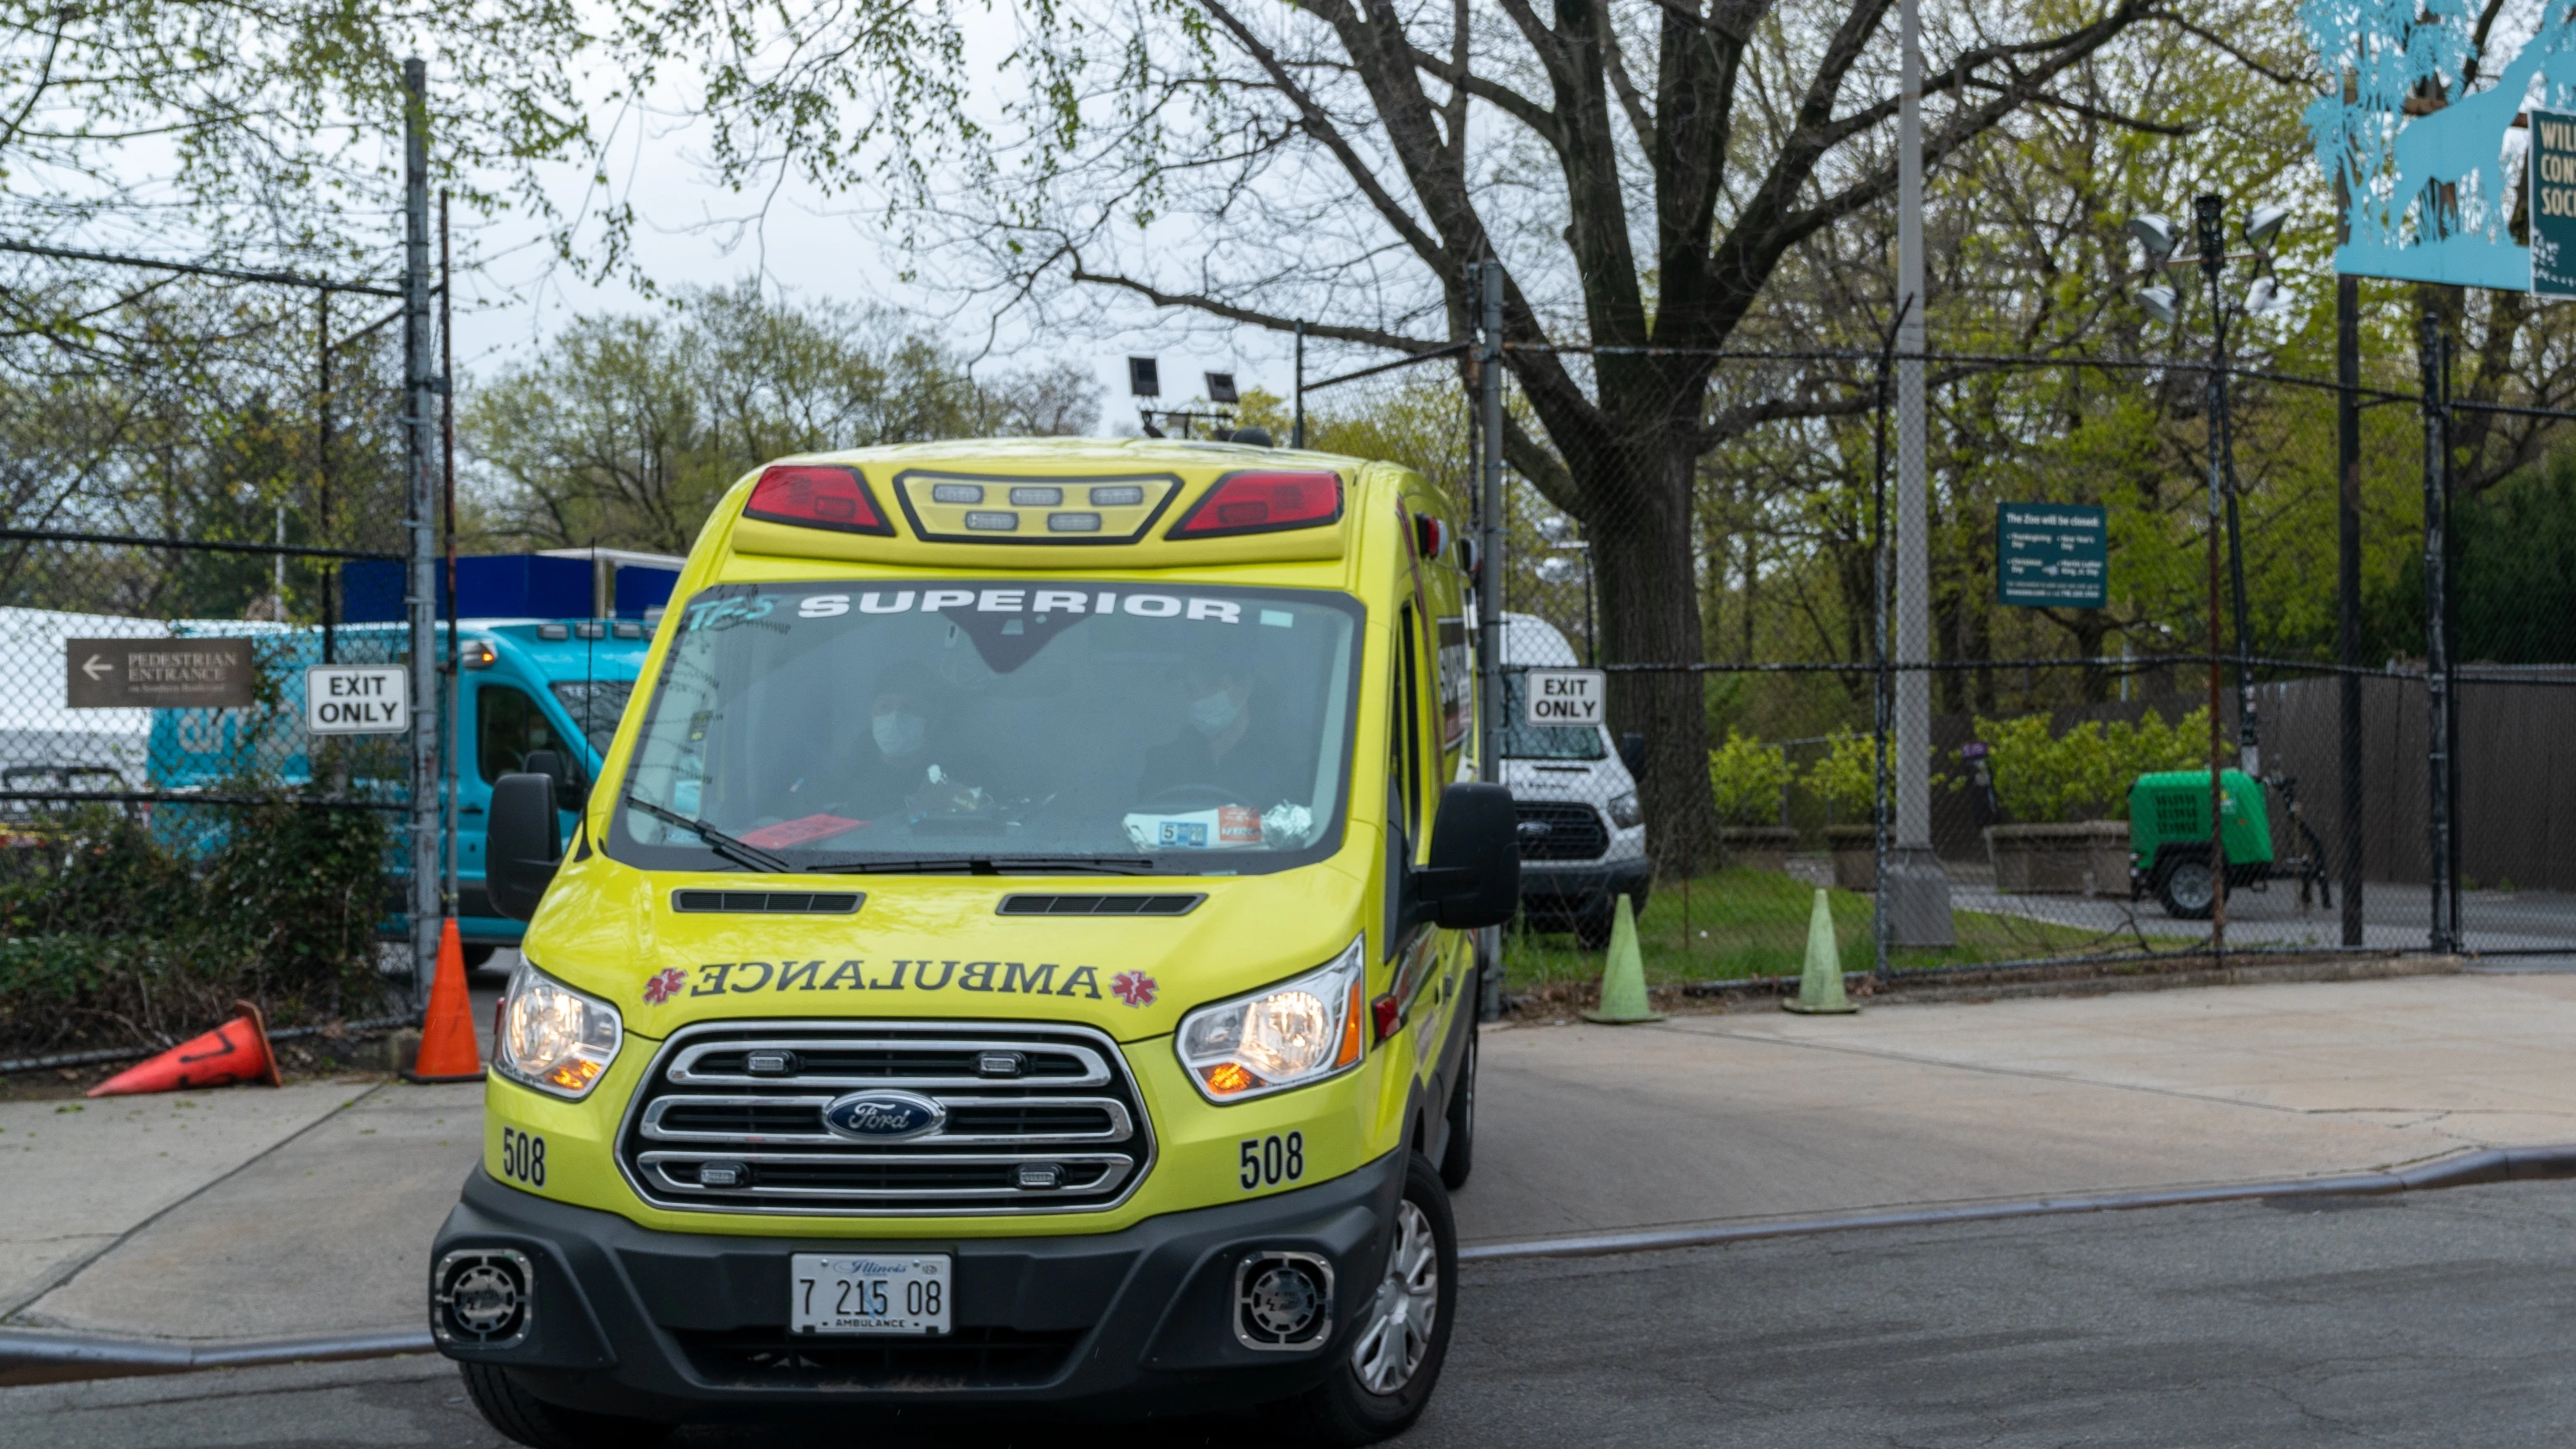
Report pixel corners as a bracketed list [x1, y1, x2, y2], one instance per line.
[615, 1021, 1153, 1216]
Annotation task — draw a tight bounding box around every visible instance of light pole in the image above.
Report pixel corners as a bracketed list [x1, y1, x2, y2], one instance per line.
[2131, 194, 2288, 952]
[1533, 516, 1594, 664]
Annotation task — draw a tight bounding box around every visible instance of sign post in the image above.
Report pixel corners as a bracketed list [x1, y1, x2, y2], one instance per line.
[1997, 503, 2108, 609]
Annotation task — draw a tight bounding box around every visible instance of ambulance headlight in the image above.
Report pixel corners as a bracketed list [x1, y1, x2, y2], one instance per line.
[1176, 935, 1366, 1103]
[495, 962, 621, 1100]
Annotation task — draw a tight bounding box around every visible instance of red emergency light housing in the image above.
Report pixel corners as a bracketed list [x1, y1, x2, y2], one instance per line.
[744, 464, 896, 536]
[1167, 469, 1343, 539]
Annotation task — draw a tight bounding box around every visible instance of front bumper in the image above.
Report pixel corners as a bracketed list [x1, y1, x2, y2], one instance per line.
[1518, 856, 1652, 913]
[430, 1148, 1405, 1420]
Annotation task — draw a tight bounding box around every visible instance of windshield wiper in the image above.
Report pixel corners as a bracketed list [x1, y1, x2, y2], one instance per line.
[623, 794, 792, 874]
[803, 855, 1161, 876]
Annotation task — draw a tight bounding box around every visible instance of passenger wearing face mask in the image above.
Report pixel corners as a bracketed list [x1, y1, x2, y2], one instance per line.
[1134, 662, 1306, 811]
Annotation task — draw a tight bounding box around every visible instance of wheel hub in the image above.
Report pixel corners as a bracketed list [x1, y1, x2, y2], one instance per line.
[1349, 1199, 1439, 1395]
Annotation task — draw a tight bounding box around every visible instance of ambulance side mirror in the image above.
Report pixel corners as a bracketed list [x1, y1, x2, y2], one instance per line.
[487, 772, 563, 922]
[1413, 782, 1520, 929]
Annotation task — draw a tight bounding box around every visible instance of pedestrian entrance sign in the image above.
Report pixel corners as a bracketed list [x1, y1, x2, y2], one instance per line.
[306, 665, 408, 734]
[1997, 503, 2107, 609]
[1522, 668, 1605, 727]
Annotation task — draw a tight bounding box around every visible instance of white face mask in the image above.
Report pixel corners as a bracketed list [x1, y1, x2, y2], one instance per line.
[1187, 689, 1242, 736]
[872, 711, 926, 758]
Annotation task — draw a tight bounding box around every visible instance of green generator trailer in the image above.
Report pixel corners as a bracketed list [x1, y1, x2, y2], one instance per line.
[2127, 768, 2330, 918]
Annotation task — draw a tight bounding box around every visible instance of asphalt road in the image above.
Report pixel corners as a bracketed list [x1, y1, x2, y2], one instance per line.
[12, 1179, 2576, 1448]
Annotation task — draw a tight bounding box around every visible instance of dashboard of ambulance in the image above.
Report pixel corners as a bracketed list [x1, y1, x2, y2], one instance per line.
[607, 581, 1364, 876]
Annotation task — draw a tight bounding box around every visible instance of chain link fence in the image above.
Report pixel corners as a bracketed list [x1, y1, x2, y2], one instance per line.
[1291, 289, 2576, 1002]
[0, 246, 426, 1056]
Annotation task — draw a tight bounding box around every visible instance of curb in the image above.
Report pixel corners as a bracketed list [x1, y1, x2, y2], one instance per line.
[13, 1143, 2576, 1387]
[0, 1326, 433, 1388]
[1459, 1141, 2576, 1263]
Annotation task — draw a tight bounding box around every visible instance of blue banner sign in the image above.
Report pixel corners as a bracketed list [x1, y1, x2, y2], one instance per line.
[2302, 2, 2576, 290]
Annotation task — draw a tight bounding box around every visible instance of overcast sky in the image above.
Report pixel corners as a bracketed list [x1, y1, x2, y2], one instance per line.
[442, 28, 1297, 432]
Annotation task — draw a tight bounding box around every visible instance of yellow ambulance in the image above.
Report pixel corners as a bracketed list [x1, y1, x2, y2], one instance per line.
[429, 436, 1519, 1447]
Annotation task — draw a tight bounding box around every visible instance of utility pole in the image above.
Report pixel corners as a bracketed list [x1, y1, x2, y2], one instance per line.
[402, 58, 440, 1004]
[1474, 260, 1507, 1020]
[1887, 0, 1952, 945]
[1292, 320, 1306, 450]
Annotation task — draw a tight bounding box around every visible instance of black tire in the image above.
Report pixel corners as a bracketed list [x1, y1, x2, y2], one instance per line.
[1287, 1154, 1458, 1446]
[458, 1363, 673, 1449]
[461, 943, 499, 970]
[2155, 854, 2216, 920]
[1438, 1026, 1476, 1191]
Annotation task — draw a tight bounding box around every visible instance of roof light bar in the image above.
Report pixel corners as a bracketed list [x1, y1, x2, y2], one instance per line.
[743, 464, 895, 537]
[1168, 470, 1343, 539]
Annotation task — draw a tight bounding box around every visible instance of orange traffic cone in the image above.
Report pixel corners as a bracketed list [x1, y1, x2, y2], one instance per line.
[89, 1000, 280, 1097]
[404, 918, 484, 1084]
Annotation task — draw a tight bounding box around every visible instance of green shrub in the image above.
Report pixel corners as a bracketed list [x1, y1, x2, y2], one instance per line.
[1804, 731, 1880, 818]
[0, 797, 394, 1055]
[1966, 706, 2226, 823]
[1706, 730, 1796, 826]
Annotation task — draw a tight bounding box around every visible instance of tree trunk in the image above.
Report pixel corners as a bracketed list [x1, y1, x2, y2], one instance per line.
[1575, 432, 1724, 876]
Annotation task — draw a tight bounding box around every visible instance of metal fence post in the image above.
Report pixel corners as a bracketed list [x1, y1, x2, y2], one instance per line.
[1474, 262, 1507, 1020]
[2420, 314, 2452, 955]
[1872, 299, 1907, 981]
[402, 58, 440, 1003]
[2336, 272, 2364, 948]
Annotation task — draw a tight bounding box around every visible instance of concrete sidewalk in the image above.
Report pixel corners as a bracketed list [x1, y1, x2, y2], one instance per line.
[9, 970, 2576, 1347]
[1453, 969, 2576, 1244]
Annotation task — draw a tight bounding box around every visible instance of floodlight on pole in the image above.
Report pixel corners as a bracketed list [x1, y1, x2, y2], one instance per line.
[2244, 277, 2287, 318]
[2128, 213, 2180, 265]
[1127, 357, 1160, 397]
[2243, 202, 2289, 253]
[1204, 371, 1238, 405]
[2136, 285, 2180, 327]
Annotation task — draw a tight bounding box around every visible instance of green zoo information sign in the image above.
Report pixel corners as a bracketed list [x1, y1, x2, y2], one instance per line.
[2532, 107, 2576, 300]
[1997, 503, 2107, 609]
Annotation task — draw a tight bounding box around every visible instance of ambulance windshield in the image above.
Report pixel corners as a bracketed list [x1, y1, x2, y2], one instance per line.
[611, 581, 1363, 875]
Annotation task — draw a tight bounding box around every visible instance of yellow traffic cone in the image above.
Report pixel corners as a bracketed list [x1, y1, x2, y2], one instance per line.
[1581, 893, 1665, 1023]
[1783, 888, 1858, 1014]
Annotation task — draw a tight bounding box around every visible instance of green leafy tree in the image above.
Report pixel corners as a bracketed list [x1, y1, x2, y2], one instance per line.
[462, 281, 1098, 553]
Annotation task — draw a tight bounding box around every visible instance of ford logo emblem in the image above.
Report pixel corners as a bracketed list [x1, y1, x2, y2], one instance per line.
[820, 1090, 946, 1142]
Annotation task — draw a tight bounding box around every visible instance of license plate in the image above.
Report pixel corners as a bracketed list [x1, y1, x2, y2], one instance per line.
[790, 1253, 950, 1336]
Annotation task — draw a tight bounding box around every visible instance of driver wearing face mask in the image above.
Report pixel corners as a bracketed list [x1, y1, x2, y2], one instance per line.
[848, 659, 996, 819]
[1134, 662, 1305, 812]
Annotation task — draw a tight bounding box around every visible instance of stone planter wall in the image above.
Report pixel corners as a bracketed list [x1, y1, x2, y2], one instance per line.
[1823, 824, 1877, 892]
[1986, 820, 2132, 897]
[1720, 826, 1798, 873]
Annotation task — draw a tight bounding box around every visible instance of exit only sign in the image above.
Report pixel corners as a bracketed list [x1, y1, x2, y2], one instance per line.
[1522, 668, 1606, 727]
[306, 665, 408, 734]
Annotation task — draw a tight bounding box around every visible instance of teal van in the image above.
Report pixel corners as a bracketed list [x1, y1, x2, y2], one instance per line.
[146, 552, 677, 963]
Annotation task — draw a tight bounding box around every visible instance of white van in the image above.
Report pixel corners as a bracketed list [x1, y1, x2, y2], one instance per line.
[1495, 613, 1648, 945]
